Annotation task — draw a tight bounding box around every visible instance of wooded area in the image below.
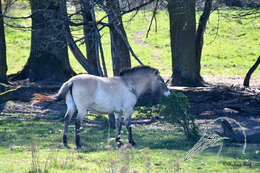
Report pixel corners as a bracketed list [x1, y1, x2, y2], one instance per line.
[0, 0, 259, 136]
[0, 0, 259, 85]
[0, 0, 260, 171]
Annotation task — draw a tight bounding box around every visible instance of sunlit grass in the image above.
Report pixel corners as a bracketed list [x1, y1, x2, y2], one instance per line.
[2, 6, 260, 173]
[0, 115, 259, 172]
[4, 8, 260, 77]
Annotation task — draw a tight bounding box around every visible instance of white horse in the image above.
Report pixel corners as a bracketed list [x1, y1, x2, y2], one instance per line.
[32, 66, 170, 148]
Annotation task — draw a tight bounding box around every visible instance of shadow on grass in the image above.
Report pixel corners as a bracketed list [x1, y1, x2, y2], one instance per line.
[0, 117, 109, 152]
[0, 115, 193, 152]
[0, 114, 260, 166]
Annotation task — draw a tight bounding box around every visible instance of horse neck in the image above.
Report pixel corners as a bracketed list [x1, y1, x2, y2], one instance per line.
[122, 74, 150, 97]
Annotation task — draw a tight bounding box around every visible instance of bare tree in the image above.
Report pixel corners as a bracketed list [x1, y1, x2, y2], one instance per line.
[13, 0, 75, 82]
[168, 0, 204, 86]
[81, 0, 99, 75]
[243, 56, 260, 87]
[61, 0, 149, 78]
[195, 0, 212, 74]
[106, 0, 131, 76]
[167, 0, 215, 86]
[3, 0, 152, 83]
[60, 0, 99, 75]
[0, 0, 7, 83]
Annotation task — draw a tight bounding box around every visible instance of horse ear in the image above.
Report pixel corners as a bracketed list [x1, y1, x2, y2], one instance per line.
[154, 69, 159, 75]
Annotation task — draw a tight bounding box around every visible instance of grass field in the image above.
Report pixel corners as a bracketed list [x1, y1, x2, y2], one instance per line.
[0, 112, 260, 173]
[4, 8, 260, 77]
[2, 7, 260, 173]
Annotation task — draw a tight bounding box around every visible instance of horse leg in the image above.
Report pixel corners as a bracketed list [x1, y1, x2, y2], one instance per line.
[63, 92, 76, 147]
[63, 111, 74, 147]
[75, 118, 81, 149]
[114, 113, 123, 148]
[75, 110, 86, 149]
[125, 120, 135, 146]
[124, 109, 136, 146]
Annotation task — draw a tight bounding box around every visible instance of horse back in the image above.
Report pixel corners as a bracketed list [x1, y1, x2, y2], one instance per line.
[69, 74, 136, 114]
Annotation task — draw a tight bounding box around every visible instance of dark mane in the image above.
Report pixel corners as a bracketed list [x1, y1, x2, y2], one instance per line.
[119, 66, 159, 76]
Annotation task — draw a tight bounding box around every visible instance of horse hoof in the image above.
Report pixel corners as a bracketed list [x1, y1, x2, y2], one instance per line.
[129, 140, 136, 146]
[76, 145, 82, 149]
[64, 144, 70, 149]
[132, 143, 136, 146]
[117, 142, 124, 149]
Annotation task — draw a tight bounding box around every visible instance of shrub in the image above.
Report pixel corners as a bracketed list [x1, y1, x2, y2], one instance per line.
[159, 92, 200, 141]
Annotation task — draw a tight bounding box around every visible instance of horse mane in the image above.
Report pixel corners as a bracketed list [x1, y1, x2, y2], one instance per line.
[119, 65, 159, 76]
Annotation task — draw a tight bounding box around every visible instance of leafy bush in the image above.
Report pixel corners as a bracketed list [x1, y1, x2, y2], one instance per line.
[159, 92, 200, 141]
[135, 92, 200, 141]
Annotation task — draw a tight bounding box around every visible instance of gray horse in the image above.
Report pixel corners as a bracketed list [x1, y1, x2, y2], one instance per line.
[32, 66, 170, 148]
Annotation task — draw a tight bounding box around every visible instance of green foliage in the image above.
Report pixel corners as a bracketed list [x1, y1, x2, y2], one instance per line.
[134, 106, 155, 118]
[159, 92, 200, 141]
[135, 92, 200, 141]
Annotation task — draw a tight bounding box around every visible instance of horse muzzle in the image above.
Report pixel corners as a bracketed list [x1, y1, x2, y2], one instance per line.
[163, 90, 171, 97]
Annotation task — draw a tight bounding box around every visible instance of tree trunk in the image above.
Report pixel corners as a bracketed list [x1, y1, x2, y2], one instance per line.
[14, 0, 75, 82]
[106, 0, 132, 128]
[59, 0, 97, 75]
[0, 0, 7, 83]
[168, 0, 203, 86]
[195, 0, 212, 70]
[107, 0, 131, 76]
[82, 0, 99, 75]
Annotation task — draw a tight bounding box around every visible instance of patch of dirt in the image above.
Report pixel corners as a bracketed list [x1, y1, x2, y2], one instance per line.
[132, 30, 149, 46]
[132, 30, 162, 61]
[203, 76, 260, 88]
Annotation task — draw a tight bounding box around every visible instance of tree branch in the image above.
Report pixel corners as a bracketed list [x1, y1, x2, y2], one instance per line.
[60, 0, 94, 73]
[146, 0, 159, 38]
[243, 56, 260, 87]
[195, 0, 213, 62]
[112, 23, 144, 65]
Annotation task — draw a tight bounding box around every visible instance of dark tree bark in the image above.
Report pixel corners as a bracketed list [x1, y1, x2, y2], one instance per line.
[14, 0, 75, 82]
[107, 0, 131, 76]
[243, 56, 260, 87]
[106, 0, 132, 128]
[168, 0, 204, 87]
[0, 0, 7, 83]
[195, 0, 212, 71]
[82, 0, 99, 75]
[59, 0, 98, 74]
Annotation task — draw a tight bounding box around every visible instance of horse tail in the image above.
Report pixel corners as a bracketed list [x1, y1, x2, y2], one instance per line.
[32, 81, 73, 105]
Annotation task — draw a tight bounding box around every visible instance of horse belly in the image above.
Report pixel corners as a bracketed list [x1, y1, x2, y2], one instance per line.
[92, 93, 122, 113]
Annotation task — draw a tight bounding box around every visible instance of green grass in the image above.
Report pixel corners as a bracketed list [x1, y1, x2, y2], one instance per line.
[2, 7, 260, 173]
[4, 8, 260, 77]
[199, 9, 260, 76]
[0, 113, 260, 173]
